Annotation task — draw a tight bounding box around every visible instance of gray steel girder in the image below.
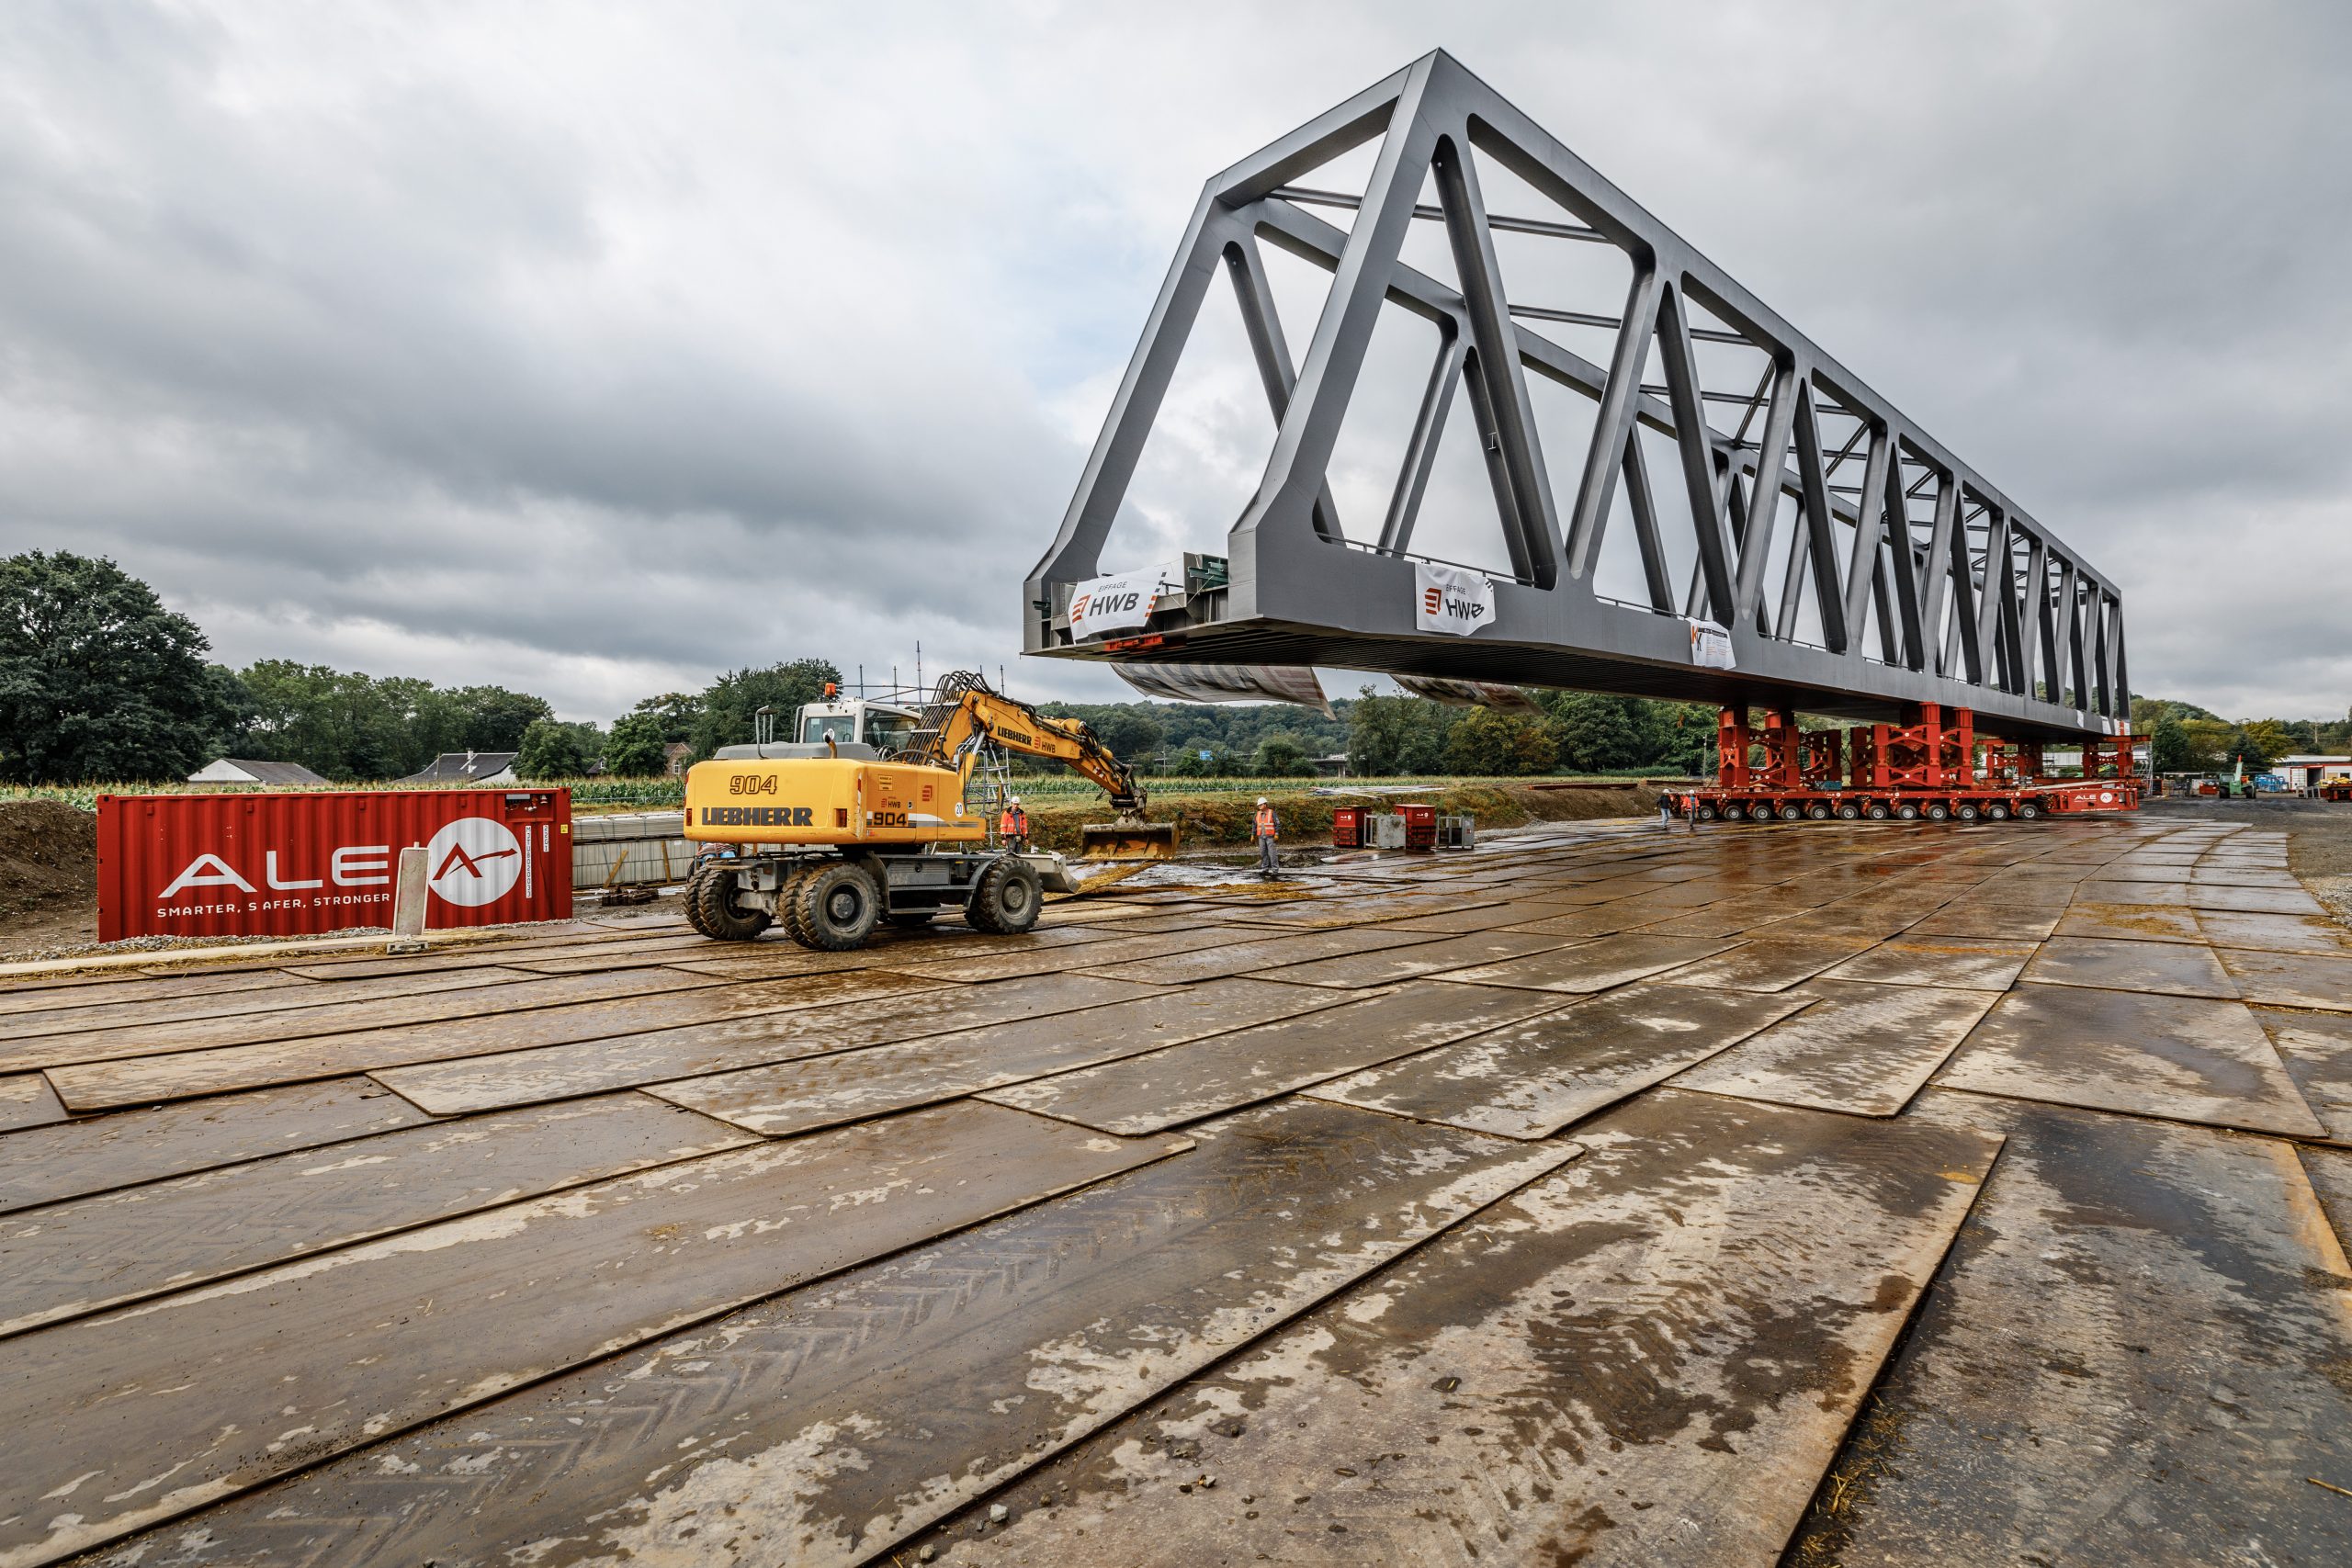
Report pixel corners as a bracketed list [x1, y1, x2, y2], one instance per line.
[1024, 51, 2127, 741]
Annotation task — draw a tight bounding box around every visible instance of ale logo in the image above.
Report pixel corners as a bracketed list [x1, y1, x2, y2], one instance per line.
[424, 817, 523, 907]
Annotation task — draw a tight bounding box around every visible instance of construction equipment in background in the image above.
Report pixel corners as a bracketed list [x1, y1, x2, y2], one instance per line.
[2322, 777, 2352, 803]
[680, 671, 1173, 950]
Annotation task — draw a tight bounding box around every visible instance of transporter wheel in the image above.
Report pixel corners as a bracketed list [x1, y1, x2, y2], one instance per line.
[792, 863, 882, 951]
[1720, 803, 1746, 821]
[1866, 802, 1892, 820]
[1697, 804, 1720, 821]
[1779, 804, 1805, 821]
[1837, 802, 1862, 820]
[1750, 804, 1778, 826]
[694, 864, 774, 942]
[1896, 803, 1922, 820]
[1955, 803, 1981, 822]
[967, 855, 1043, 935]
[2016, 800, 2043, 820]
[1985, 802, 2012, 821]
[1807, 802, 1832, 820]
[1926, 802, 1951, 821]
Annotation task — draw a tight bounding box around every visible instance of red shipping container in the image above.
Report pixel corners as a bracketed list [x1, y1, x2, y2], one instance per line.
[97, 789, 572, 942]
[1401, 803, 1438, 851]
[1331, 807, 1363, 848]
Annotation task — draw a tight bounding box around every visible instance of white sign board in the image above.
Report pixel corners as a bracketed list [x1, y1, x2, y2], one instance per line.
[1069, 561, 1181, 640]
[1414, 561, 1495, 637]
[1688, 618, 1736, 670]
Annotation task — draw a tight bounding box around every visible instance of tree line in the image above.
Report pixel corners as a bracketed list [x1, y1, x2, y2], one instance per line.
[1027, 688, 1714, 778]
[2132, 698, 2349, 776]
[6, 552, 2346, 785]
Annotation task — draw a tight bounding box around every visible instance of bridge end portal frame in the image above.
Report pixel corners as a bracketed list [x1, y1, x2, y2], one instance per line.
[1025, 51, 2127, 744]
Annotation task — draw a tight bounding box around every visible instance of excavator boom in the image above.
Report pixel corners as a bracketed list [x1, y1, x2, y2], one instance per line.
[910, 671, 1176, 859]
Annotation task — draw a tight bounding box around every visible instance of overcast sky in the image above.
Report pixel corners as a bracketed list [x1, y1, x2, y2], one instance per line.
[4, 1, 2347, 723]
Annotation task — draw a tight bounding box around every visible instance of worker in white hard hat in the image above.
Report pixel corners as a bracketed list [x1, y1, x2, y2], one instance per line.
[1253, 795, 1279, 875]
[1000, 795, 1029, 852]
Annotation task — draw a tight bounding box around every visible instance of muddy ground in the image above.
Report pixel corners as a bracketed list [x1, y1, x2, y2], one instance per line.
[0, 801, 97, 955]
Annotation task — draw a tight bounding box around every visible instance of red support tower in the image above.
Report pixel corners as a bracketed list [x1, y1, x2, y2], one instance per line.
[1716, 706, 1752, 791]
[1802, 728, 1845, 788]
[2081, 732, 2139, 781]
[1873, 703, 1942, 789]
[1760, 705, 1804, 792]
[1848, 724, 1879, 789]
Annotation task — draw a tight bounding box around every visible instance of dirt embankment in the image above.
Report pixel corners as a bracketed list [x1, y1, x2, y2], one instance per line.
[0, 800, 99, 955]
[1021, 781, 1654, 853]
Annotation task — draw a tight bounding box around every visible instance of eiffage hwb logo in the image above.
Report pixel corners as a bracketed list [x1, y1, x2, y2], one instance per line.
[424, 817, 524, 907]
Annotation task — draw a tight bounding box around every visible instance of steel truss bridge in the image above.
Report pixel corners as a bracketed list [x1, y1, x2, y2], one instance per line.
[1025, 51, 2128, 741]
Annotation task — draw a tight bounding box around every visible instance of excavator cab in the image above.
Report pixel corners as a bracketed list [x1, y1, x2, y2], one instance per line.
[796, 697, 920, 752]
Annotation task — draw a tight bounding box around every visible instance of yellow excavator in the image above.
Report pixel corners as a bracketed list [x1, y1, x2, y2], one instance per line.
[679, 671, 1176, 948]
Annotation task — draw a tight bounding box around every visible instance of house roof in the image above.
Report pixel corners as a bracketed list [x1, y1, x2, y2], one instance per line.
[398, 751, 520, 783]
[189, 758, 332, 786]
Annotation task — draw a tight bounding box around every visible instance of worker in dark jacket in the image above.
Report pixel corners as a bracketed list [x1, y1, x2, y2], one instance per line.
[1000, 795, 1029, 852]
[1254, 796, 1279, 874]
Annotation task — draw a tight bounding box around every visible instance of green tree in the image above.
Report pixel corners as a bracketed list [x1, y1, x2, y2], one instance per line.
[2148, 715, 2193, 775]
[630, 692, 704, 745]
[1346, 689, 1456, 774]
[2228, 719, 2296, 773]
[1445, 706, 1557, 775]
[1251, 733, 1316, 776]
[1097, 711, 1165, 762]
[687, 659, 843, 759]
[515, 719, 600, 780]
[2176, 717, 2231, 772]
[449, 686, 555, 753]
[602, 712, 671, 776]
[1543, 692, 1648, 772]
[0, 552, 239, 784]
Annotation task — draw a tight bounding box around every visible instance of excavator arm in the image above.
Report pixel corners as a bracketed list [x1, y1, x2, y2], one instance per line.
[906, 671, 1173, 858]
[930, 694, 1147, 814]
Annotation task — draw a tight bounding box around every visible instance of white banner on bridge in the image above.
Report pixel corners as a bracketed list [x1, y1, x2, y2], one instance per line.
[1688, 618, 1736, 670]
[1069, 560, 1182, 640]
[1413, 561, 1495, 636]
[1393, 674, 1543, 715]
[1113, 661, 1334, 717]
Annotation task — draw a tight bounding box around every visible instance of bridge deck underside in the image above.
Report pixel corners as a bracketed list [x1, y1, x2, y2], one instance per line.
[1066, 623, 2103, 741]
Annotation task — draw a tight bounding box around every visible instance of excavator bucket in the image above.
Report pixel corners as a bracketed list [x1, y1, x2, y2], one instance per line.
[1079, 818, 1179, 861]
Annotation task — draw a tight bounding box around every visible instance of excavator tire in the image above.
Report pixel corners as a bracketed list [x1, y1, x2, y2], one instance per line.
[792, 863, 883, 951]
[695, 863, 774, 942]
[966, 855, 1043, 935]
[775, 864, 816, 946]
[682, 863, 720, 938]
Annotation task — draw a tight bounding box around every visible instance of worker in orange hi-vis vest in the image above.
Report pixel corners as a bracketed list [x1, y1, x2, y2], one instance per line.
[1000, 795, 1029, 852]
[1253, 796, 1279, 875]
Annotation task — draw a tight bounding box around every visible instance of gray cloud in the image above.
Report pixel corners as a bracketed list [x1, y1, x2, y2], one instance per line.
[2, 1, 2346, 721]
